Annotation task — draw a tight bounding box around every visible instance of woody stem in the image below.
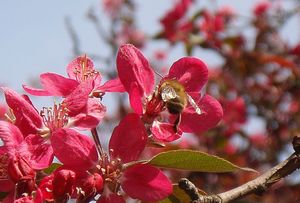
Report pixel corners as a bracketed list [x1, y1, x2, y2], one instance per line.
[91, 128, 104, 157]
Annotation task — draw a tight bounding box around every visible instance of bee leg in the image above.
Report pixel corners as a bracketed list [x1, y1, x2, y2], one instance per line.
[173, 114, 181, 133]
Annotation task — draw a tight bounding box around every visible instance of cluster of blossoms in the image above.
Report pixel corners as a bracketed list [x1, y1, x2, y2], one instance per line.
[0, 44, 222, 202]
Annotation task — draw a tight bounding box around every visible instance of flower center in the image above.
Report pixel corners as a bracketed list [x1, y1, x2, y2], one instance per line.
[73, 56, 100, 83]
[98, 153, 123, 192]
[40, 103, 69, 134]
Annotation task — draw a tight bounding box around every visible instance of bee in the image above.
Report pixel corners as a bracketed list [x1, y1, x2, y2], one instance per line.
[158, 79, 202, 132]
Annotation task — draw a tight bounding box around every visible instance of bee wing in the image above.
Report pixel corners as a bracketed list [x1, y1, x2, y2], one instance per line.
[161, 86, 177, 102]
[187, 94, 202, 115]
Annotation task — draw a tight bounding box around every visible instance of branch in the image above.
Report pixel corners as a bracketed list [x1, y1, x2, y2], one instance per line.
[65, 17, 81, 56]
[179, 136, 300, 203]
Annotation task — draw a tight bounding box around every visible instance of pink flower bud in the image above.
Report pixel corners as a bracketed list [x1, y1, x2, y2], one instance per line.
[8, 156, 35, 183]
[52, 169, 76, 201]
[77, 173, 104, 201]
[15, 178, 36, 199]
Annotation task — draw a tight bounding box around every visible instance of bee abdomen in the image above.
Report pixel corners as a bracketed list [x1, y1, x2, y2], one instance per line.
[166, 99, 185, 114]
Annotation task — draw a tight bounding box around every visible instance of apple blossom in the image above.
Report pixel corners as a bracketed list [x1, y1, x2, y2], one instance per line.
[117, 44, 223, 142]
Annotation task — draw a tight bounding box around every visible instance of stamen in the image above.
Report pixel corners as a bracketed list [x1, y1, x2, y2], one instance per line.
[40, 103, 69, 132]
[72, 55, 100, 83]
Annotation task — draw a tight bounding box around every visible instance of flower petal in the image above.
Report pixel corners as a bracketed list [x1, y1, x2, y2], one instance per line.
[23, 134, 53, 170]
[72, 98, 106, 129]
[128, 82, 144, 115]
[167, 57, 208, 92]
[67, 56, 95, 78]
[0, 179, 14, 192]
[0, 104, 6, 119]
[117, 44, 155, 97]
[97, 193, 125, 203]
[180, 94, 223, 133]
[2, 87, 43, 136]
[122, 164, 172, 201]
[109, 113, 147, 163]
[40, 73, 79, 96]
[151, 120, 182, 142]
[63, 81, 93, 117]
[22, 85, 52, 96]
[51, 129, 98, 170]
[97, 77, 126, 92]
[38, 175, 54, 201]
[0, 121, 23, 148]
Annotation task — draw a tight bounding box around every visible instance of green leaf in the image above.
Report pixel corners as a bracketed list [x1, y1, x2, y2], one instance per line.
[148, 149, 256, 173]
[43, 163, 62, 174]
[158, 185, 192, 203]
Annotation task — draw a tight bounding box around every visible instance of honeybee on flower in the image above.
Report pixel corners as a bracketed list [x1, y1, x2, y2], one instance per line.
[116, 44, 223, 142]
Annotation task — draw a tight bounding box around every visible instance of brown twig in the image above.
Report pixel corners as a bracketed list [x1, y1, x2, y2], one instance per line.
[180, 136, 300, 203]
[65, 17, 81, 56]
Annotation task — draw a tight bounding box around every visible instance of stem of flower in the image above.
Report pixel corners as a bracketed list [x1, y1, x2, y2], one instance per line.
[91, 128, 104, 158]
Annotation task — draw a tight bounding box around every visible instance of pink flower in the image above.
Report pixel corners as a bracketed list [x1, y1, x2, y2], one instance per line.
[115, 24, 146, 48]
[1, 86, 106, 184]
[23, 55, 125, 98]
[249, 133, 268, 149]
[253, 1, 271, 16]
[221, 97, 247, 136]
[0, 121, 51, 202]
[102, 0, 125, 18]
[22, 56, 121, 129]
[159, 0, 193, 42]
[43, 169, 77, 202]
[52, 113, 172, 202]
[116, 44, 223, 141]
[104, 113, 172, 202]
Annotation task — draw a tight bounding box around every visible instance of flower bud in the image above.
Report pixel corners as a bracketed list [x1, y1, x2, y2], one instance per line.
[8, 156, 35, 183]
[15, 178, 36, 199]
[53, 169, 76, 202]
[77, 172, 104, 202]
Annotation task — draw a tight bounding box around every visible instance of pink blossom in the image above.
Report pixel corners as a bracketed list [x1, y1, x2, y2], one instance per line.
[52, 113, 172, 202]
[221, 97, 247, 136]
[253, 1, 271, 16]
[1, 87, 104, 176]
[102, 0, 124, 18]
[117, 44, 223, 142]
[37, 168, 78, 202]
[159, 0, 193, 42]
[23, 55, 125, 97]
[0, 121, 51, 202]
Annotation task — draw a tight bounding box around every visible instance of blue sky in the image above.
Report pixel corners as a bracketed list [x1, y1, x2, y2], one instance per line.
[0, 0, 298, 92]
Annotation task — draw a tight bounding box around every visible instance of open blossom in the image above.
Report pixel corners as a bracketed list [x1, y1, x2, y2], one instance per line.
[50, 113, 172, 202]
[23, 55, 125, 98]
[1, 85, 107, 185]
[0, 121, 48, 202]
[159, 0, 193, 42]
[116, 44, 223, 142]
[199, 7, 235, 46]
